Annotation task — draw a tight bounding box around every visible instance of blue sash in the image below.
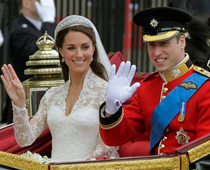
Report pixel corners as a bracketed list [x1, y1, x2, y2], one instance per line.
[150, 73, 209, 152]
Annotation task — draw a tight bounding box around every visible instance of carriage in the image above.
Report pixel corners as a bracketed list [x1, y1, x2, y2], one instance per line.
[1, 33, 210, 170]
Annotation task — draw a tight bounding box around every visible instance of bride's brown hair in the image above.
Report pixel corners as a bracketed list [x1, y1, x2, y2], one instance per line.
[55, 25, 108, 82]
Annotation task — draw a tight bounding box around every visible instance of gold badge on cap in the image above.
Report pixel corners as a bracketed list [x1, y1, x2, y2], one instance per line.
[175, 127, 190, 145]
[150, 18, 158, 28]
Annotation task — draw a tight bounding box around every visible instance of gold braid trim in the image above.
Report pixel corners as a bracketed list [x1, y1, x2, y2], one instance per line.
[193, 66, 210, 78]
[100, 110, 124, 130]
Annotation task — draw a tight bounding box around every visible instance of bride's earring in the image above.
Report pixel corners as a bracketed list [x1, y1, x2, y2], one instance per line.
[61, 57, 65, 63]
[91, 57, 93, 62]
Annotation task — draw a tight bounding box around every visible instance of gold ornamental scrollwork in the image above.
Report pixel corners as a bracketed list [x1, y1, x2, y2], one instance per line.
[0, 151, 188, 170]
[180, 154, 190, 170]
[50, 156, 181, 170]
[0, 151, 48, 170]
[25, 67, 62, 75]
[26, 60, 60, 66]
[188, 139, 210, 163]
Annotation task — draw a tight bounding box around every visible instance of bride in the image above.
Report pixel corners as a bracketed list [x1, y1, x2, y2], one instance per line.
[1, 15, 119, 162]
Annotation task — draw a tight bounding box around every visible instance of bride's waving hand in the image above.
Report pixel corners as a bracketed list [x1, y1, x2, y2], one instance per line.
[1, 64, 26, 108]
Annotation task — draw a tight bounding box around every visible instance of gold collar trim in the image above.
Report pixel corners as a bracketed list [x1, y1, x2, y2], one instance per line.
[161, 55, 193, 82]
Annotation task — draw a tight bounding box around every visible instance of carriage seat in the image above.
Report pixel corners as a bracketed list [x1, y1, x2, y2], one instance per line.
[0, 124, 52, 157]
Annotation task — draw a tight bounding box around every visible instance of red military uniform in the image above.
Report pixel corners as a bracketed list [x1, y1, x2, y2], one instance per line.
[99, 56, 210, 155]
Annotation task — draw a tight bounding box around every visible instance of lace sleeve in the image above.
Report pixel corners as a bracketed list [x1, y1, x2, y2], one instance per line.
[88, 135, 119, 160]
[13, 94, 48, 148]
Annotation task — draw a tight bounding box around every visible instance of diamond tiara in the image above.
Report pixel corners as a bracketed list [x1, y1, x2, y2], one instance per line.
[54, 15, 92, 39]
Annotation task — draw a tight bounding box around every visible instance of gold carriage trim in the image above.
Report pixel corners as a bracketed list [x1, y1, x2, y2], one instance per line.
[100, 110, 124, 130]
[0, 151, 48, 170]
[180, 154, 190, 170]
[50, 156, 181, 170]
[0, 150, 186, 170]
[187, 139, 210, 163]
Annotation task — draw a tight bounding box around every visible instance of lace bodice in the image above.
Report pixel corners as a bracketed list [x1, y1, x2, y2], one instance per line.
[13, 69, 118, 162]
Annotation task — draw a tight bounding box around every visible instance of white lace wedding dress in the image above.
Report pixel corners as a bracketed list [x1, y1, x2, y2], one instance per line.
[13, 69, 118, 162]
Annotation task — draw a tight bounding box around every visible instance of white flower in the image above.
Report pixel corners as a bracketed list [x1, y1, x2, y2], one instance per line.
[20, 151, 50, 164]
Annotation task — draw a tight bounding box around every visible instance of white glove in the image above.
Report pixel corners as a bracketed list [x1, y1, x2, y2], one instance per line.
[35, 0, 56, 23]
[105, 61, 140, 114]
[0, 30, 4, 46]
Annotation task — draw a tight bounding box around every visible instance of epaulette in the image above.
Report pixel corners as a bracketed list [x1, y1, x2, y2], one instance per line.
[193, 66, 210, 78]
[143, 71, 159, 82]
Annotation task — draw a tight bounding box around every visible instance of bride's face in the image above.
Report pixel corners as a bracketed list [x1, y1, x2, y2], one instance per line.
[59, 31, 95, 74]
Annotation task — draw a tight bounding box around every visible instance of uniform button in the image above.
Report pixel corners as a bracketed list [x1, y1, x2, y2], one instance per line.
[161, 95, 166, 100]
[160, 144, 165, 149]
[163, 88, 168, 93]
[163, 136, 167, 141]
[165, 129, 169, 132]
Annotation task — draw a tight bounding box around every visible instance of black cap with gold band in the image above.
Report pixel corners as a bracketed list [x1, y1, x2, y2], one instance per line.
[133, 7, 192, 42]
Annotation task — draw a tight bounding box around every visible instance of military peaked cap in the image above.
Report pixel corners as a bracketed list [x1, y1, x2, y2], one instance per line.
[133, 7, 192, 42]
